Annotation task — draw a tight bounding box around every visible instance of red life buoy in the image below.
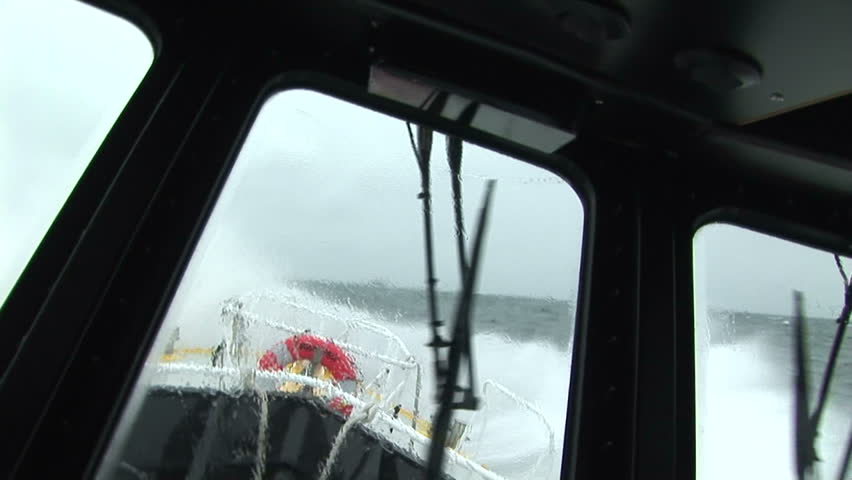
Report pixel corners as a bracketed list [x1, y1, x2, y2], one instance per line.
[258, 334, 358, 416]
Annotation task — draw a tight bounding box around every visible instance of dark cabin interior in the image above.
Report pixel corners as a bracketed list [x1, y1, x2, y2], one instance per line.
[1, 0, 850, 479]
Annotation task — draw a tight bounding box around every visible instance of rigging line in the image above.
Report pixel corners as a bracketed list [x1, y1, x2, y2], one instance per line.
[793, 291, 817, 480]
[405, 89, 444, 175]
[810, 254, 852, 435]
[407, 121, 449, 396]
[407, 122, 439, 335]
[446, 101, 480, 280]
[448, 135, 468, 277]
[836, 254, 849, 289]
[426, 180, 495, 480]
[406, 91, 452, 371]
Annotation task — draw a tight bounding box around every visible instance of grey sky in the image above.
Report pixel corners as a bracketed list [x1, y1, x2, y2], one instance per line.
[201, 90, 584, 300]
[1, 0, 849, 319]
[696, 223, 850, 318]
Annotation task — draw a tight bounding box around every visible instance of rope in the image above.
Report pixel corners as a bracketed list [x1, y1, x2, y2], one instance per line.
[184, 398, 225, 480]
[318, 404, 379, 480]
[251, 390, 269, 480]
[152, 362, 507, 480]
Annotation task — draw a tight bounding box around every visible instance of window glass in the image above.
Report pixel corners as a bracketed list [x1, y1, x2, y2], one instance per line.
[0, 0, 153, 305]
[694, 223, 852, 480]
[96, 90, 584, 480]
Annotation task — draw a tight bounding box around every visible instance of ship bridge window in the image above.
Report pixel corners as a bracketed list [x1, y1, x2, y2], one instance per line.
[694, 223, 852, 480]
[0, 0, 153, 307]
[95, 90, 584, 480]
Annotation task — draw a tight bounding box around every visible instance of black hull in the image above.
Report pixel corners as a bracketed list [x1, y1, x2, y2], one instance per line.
[105, 386, 447, 480]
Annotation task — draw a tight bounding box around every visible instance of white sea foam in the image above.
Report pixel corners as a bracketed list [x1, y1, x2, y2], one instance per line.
[699, 340, 851, 480]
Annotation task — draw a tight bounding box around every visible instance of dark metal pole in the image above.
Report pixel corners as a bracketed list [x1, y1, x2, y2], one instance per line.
[426, 180, 494, 479]
[407, 123, 448, 372]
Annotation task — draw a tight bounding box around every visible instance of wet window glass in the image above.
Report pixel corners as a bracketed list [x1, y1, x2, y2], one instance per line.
[694, 223, 852, 480]
[0, 0, 153, 306]
[95, 90, 584, 480]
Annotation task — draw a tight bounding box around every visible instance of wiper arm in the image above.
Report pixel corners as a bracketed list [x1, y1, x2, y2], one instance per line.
[426, 179, 495, 479]
[793, 290, 816, 480]
[792, 254, 852, 480]
[407, 113, 488, 478]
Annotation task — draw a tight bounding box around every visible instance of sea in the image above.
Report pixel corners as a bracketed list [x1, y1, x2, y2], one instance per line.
[297, 280, 575, 348]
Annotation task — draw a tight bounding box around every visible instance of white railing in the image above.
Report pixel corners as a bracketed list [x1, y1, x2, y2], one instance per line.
[222, 290, 414, 357]
[220, 292, 424, 430]
[154, 288, 555, 480]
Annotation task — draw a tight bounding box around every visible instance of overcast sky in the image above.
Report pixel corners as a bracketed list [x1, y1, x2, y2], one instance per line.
[2, 0, 850, 319]
[194, 90, 584, 301]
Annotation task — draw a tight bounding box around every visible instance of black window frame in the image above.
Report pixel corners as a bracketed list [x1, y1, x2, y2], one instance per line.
[1, 2, 850, 480]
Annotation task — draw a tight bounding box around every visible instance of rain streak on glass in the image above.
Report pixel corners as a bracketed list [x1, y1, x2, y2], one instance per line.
[94, 90, 584, 480]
